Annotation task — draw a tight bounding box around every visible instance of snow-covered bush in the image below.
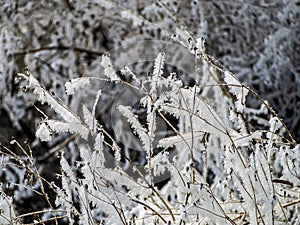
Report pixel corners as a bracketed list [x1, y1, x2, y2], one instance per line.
[4, 40, 298, 224]
[1, 0, 299, 224]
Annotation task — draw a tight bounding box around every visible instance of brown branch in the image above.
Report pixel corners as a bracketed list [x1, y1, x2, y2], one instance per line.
[13, 45, 104, 56]
[130, 198, 167, 224]
[282, 198, 300, 208]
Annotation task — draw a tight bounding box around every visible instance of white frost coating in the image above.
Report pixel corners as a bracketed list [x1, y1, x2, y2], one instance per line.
[279, 144, 300, 186]
[268, 117, 281, 133]
[78, 185, 90, 225]
[101, 55, 120, 82]
[224, 71, 249, 112]
[47, 120, 89, 140]
[151, 151, 170, 176]
[195, 37, 205, 52]
[93, 133, 105, 167]
[82, 104, 97, 131]
[120, 10, 143, 26]
[181, 88, 230, 144]
[0, 194, 16, 225]
[117, 105, 150, 152]
[94, 133, 103, 151]
[80, 145, 92, 163]
[92, 90, 102, 116]
[97, 0, 114, 9]
[121, 65, 138, 82]
[233, 131, 262, 147]
[146, 53, 165, 151]
[26, 75, 81, 123]
[153, 52, 165, 78]
[36, 122, 52, 142]
[158, 132, 202, 148]
[65, 77, 91, 95]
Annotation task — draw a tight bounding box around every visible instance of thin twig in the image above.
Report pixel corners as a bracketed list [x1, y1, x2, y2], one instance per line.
[131, 198, 168, 224]
[13, 45, 104, 56]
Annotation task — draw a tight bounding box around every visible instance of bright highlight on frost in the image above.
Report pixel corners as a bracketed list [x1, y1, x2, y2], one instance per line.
[224, 71, 249, 112]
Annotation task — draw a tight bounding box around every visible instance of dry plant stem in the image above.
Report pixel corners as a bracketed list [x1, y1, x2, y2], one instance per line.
[193, 203, 237, 225]
[190, 87, 197, 182]
[33, 53, 62, 75]
[83, 183, 118, 209]
[251, 175, 268, 225]
[227, 131, 249, 169]
[277, 200, 288, 222]
[15, 209, 67, 220]
[112, 107, 179, 222]
[149, 185, 175, 222]
[76, 190, 97, 225]
[14, 182, 46, 196]
[147, 96, 155, 186]
[199, 51, 296, 145]
[232, 171, 252, 200]
[171, 163, 187, 188]
[21, 215, 68, 225]
[196, 95, 229, 133]
[157, 109, 192, 150]
[131, 198, 167, 224]
[14, 141, 55, 211]
[259, 153, 276, 206]
[188, 51, 200, 184]
[0, 159, 45, 197]
[36, 135, 76, 163]
[1, 145, 56, 209]
[249, 176, 260, 225]
[230, 213, 243, 221]
[206, 185, 236, 224]
[198, 82, 294, 145]
[91, 144, 169, 224]
[114, 193, 128, 225]
[282, 198, 300, 208]
[110, 201, 128, 225]
[92, 177, 141, 225]
[161, 103, 227, 137]
[32, 103, 48, 119]
[253, 161, 268, 198]
[178, 87, 196, 181]
[121, 152, 175, 221]
[100, 126, 175, 222]
[244, 85, 295, 144]
[109, 182, 129, 225]
[150, 194, 163, 210]
[13, 45, 104, 56]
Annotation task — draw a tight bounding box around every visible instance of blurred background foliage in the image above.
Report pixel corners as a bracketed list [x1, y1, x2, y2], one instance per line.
[1, 0, 299, 144]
